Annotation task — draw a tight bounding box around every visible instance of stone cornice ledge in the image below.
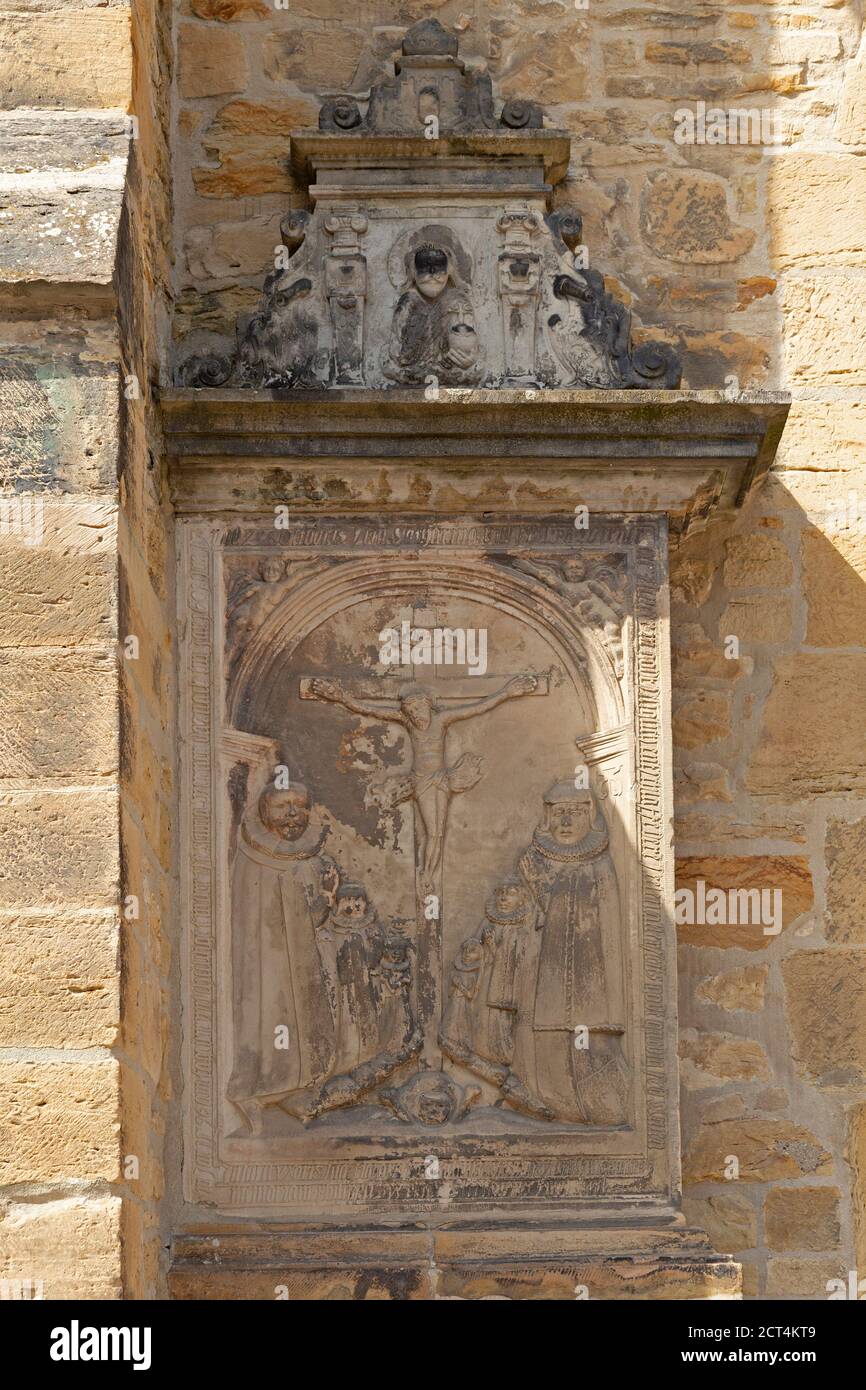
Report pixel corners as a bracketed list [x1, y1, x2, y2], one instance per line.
[161, 388, 789, 535]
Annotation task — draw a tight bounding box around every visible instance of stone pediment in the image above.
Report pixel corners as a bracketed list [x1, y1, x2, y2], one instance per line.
[177, 20, 682, 395]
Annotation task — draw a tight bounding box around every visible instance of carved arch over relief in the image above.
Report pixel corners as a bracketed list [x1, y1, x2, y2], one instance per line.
[227, 556, 625, 733]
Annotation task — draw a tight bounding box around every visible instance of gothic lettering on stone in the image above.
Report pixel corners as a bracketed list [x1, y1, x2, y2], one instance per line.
[175, 20, 682, 393]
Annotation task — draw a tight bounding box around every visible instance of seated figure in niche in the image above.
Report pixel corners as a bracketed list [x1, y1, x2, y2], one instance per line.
[383, 243, 481, 387]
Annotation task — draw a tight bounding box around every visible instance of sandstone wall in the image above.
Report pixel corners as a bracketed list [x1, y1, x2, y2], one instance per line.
[1, 0, 864, 1300]
[168, 0, 865, 1300]
[0, 0, 174, 1299]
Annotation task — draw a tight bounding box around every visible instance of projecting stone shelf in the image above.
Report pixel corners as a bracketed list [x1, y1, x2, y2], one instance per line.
[162, 387, 789, 535]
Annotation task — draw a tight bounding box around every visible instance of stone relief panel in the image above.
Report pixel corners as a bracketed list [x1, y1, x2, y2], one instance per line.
[177, 21, 682, 394]
[180, 517, 675, 1212]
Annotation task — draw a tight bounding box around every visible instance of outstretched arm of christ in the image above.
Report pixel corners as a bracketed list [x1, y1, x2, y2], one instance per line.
[445, 674, 538, 726]
[300, 677, 405, 724]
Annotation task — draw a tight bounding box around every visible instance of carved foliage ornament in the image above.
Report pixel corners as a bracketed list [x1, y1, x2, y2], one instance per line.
[178, 21, 682, 393]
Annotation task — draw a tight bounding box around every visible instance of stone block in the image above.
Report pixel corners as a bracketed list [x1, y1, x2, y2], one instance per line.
[783, 949, 866, 1087]
[178, 23, 249, 99]
[0, 1197, 122, 1300]
[0, 11, 131, 108]
[684, 1119, 832, 1184]
[0, 910, 118, 1048]
[747, 655, 866, 794]
[764, 1185, 841, 1251]
[0, 1061, 120, 1183]
[0, 789, 119, 909]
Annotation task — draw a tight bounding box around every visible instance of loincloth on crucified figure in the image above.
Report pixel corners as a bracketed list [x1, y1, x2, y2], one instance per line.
[371, 752, 484, 812]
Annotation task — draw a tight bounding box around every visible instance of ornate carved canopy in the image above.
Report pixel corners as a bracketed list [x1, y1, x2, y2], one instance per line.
[178, 19, 683, 394]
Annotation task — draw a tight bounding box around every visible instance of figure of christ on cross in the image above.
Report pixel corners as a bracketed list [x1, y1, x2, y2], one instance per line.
[301, 673, 540, 889]
[301, 669, 548, 1070]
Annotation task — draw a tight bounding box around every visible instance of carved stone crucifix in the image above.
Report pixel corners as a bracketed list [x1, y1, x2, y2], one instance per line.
[300, 668, 550, 1067]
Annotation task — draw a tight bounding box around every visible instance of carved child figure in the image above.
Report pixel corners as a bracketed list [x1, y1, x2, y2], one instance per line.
[513, 554, 626, 679]
[317, 881, 383, 1077]
[440, 877, 550, 1119]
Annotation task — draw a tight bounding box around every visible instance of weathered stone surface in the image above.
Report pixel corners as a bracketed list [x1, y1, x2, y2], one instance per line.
[120, 1197, 162, 1301]
[0, 1197, 122, 1300]
[262, 28, 365, 90]
[756, 1088, 789, 1113]
[0, 542, 114, 648]
[764, 1185, 841, 1252]
[119, 1063, 165, 1202]
[0, 649, 116, 779]
[0, 187, 124, 286]
[781, 276, 866, 385]
[680, 330, 771, 389]
[190, 0, 269, 16]
[770, 155, 866, 270]
[747, 655, 866, 794]
[765, 1256, 847, 1299]
[837, 32, 866, 145]
[646, 39, 751, 65]
[491, 21, 588, 103]
[783, 950, 866, 1087]
[803, 527, 866, 648]
[121, 927, 169, 1093]
[192, 99, 316, 199]
[680, 1029, 771, 1084]
[184, 218, 282, 282]
[0, 910, 118, 1047]
[672, 626, 749, 682]
[682, 1194, 756, 1252]
[670, 554, 714, 606]
[672, 690, 732, 748]
[719, 594, 792, 645]
[177, 23, 249, 100]
[0, 357, 120, 493]
[849, 1103, 866, 1277]
[0, 790, 118, 909]
[699, 1093, 747, 1124]
[676, 856, 813, 949]
[683, 1119, 833, 1184]
[0, 111, 129, 175]
[674, 761, 733, 805]
[640, 170, 755, 265]
[675, 811, 807, 845]
[825, 817, 866, 945]
[0, 10, 131, 108]
[696, 966, 768, 1013]
[0, 1061, 120, 1183]
[168, 1228, 740, 1300]
[723, 532, 792, 589]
